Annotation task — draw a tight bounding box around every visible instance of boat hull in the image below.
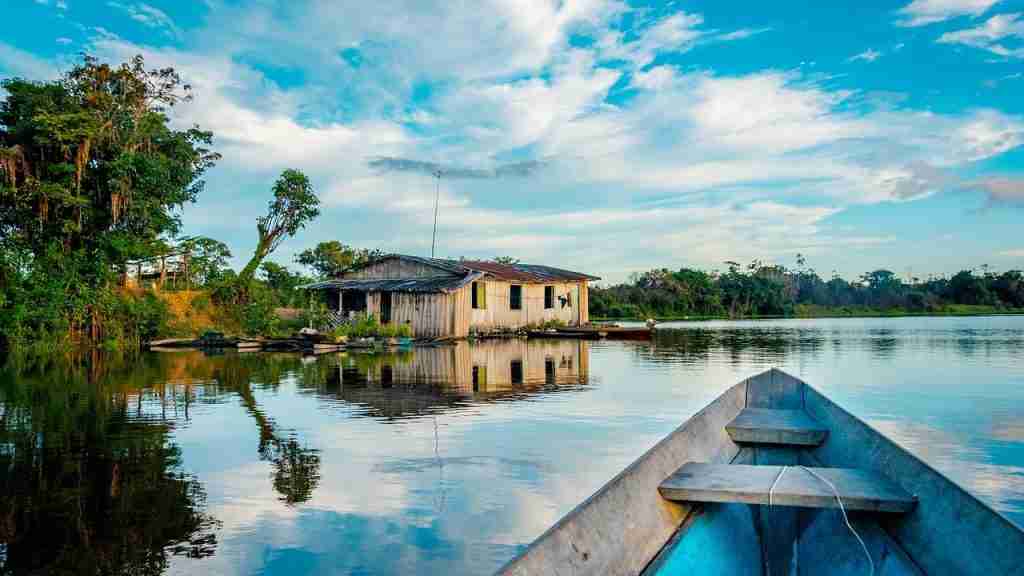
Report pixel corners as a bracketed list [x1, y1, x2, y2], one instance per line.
[496, 369, 1024, 575]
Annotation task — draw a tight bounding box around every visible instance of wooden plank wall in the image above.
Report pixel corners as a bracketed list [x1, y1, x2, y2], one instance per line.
[469, 280, 587, 330]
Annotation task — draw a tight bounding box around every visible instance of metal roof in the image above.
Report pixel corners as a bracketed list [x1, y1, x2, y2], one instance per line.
[364, 254, 600, 282]
[303, 254, 600, 289]
[301, 272, 483, 293]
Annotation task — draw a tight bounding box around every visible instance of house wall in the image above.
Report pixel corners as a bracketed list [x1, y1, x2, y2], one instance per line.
[469, 280, 588, 330]
[363, 286, 471, 339]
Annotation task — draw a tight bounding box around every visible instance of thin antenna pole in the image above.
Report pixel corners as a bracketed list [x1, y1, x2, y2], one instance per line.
[431, 170, 441, 258]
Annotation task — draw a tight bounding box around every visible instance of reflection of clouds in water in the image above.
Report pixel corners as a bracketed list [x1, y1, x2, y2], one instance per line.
[158, 316, 1024, 574]
[871, 419, 1024, 515]
[992, 420, 1024, 443]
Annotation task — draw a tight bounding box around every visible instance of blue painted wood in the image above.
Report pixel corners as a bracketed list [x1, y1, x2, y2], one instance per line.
[647, 503, 762, 576]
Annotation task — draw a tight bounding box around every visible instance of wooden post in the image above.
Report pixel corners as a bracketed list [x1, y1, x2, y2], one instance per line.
[159, 256, 166, 289]
[183, 252, 191, 291]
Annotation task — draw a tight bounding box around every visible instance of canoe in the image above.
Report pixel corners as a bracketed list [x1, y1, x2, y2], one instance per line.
[528, 330, 607, 340]
[496, 368, 1024, 575]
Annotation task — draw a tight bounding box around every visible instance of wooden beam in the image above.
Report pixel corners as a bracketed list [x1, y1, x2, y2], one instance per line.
[659, 463, 916, 513]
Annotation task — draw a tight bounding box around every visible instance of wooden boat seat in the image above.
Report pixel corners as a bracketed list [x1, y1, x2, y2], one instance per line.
[725, 408, 828, 446]
[659, 463, 916, 513]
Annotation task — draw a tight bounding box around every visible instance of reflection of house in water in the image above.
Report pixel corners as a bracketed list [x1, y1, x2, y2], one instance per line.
[320, 340, 590, 419]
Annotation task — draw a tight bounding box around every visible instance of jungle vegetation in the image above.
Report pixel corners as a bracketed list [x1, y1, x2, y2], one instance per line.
[0, 54, 378, 350]
[590, 257, 1024, 320]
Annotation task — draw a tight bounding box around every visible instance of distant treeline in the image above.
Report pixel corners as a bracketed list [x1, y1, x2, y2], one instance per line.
[589, 259, 1024, 319]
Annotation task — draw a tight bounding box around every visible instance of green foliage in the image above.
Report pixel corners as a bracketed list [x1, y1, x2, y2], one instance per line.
[590, 260, 1024, 320]
[0, 54, 218, 349]
[238, 169, 320, 285]
[239, 286, 279, 336]
[180, 235, 232, 286]
[296, 241, 382, 278]
[260, 261, 310, 306]
[328, 314, 413, 339]
[96, 289, 171, 348]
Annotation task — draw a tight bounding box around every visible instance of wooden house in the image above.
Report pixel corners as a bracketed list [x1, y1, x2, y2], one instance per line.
[303, 254, 599, 339]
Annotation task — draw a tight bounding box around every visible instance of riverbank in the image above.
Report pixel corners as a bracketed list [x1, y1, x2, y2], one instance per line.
[593, 304, 1024, 323]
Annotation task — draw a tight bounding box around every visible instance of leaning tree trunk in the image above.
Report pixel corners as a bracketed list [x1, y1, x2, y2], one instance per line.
[238, 237, 271, 287]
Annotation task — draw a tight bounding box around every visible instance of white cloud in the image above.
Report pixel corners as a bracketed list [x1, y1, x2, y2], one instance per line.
[596, 11, 705, 68]
[938, 12, 1024, 58]
[966, 176, 1024, 203]
[0, 42, 60, 80]
[849, 48, 883, 62]
[107, 1, 182, 38]
[997, 248, 1024, 258]
[56, 37, 73, 45]
[715, 27, 772, 41]
[895, 0, 1001, 26]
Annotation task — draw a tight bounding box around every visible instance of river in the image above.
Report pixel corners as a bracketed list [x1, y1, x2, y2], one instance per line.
[0, 315, 1021, 574]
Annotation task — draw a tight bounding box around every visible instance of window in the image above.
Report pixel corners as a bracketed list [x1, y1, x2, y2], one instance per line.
[510, 360, 523, 384]
[544, 286, 554, 309]
[510, 285, 522, 310]
[471, 281, 486, 309]
[472, 365, 487, 392]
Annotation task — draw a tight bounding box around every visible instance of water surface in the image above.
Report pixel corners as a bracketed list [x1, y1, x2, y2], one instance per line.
[1, 316, 1022, 575]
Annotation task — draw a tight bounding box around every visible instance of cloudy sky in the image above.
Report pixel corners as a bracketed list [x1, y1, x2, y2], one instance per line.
[3, 0, 1024, 282]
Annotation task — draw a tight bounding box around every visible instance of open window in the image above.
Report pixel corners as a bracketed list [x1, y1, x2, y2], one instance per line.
[510, 285, 522, 310]
[544, 286, 554, 309]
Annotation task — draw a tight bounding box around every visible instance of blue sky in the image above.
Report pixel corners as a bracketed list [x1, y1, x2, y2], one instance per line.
[2, 0, 1023, 282]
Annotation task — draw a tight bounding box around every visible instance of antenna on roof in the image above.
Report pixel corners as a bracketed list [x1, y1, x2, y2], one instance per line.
[367, 156, 551, 259]
[431, 169, 441, 257]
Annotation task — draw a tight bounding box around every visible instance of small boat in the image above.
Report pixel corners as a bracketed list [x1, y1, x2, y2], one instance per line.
[497, 369, 1024, 575]
[528, 329, 607, 340]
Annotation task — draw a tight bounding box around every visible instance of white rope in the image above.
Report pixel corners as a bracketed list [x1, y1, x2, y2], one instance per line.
[769, 465, 788, 507]
[768, 465, 875, 576]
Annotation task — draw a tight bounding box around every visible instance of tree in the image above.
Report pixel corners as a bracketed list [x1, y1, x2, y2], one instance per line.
[180, 236, 232, 286]
[494, 256, 519, 264]
[238, 169, 319, 286]
[296, 241, 381, 278]
[260, 261, 308, 306]
[0, 54, 219, 345]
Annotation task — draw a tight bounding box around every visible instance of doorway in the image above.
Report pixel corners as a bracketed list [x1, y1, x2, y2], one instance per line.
[380, 292, 392, 324]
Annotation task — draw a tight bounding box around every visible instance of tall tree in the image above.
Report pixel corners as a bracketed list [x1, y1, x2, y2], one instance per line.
[0, 54, 219, 344]
[238, 169, 319, 285]
[295, 241, 381, 278]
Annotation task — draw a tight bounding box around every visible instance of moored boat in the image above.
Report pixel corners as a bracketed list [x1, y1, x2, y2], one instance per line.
[496, 368, 1024, 575]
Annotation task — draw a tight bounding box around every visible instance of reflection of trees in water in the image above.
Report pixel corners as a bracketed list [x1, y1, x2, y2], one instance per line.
[640, 328, 828, 365]
[207, 354, 322, 506]
[0, 352, 219, 575]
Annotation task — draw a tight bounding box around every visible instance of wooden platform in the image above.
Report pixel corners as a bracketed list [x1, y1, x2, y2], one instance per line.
[725, 408, 828, 446]
[659, 463, 916, 513]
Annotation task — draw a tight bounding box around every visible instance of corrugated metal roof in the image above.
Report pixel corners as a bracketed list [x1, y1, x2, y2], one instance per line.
[307, 254, 600, 286]
[302, 272, 483, 293]
[457, 260, 600, 282]
[503, 263, 601, 282]
[373, 254, 469, 275]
